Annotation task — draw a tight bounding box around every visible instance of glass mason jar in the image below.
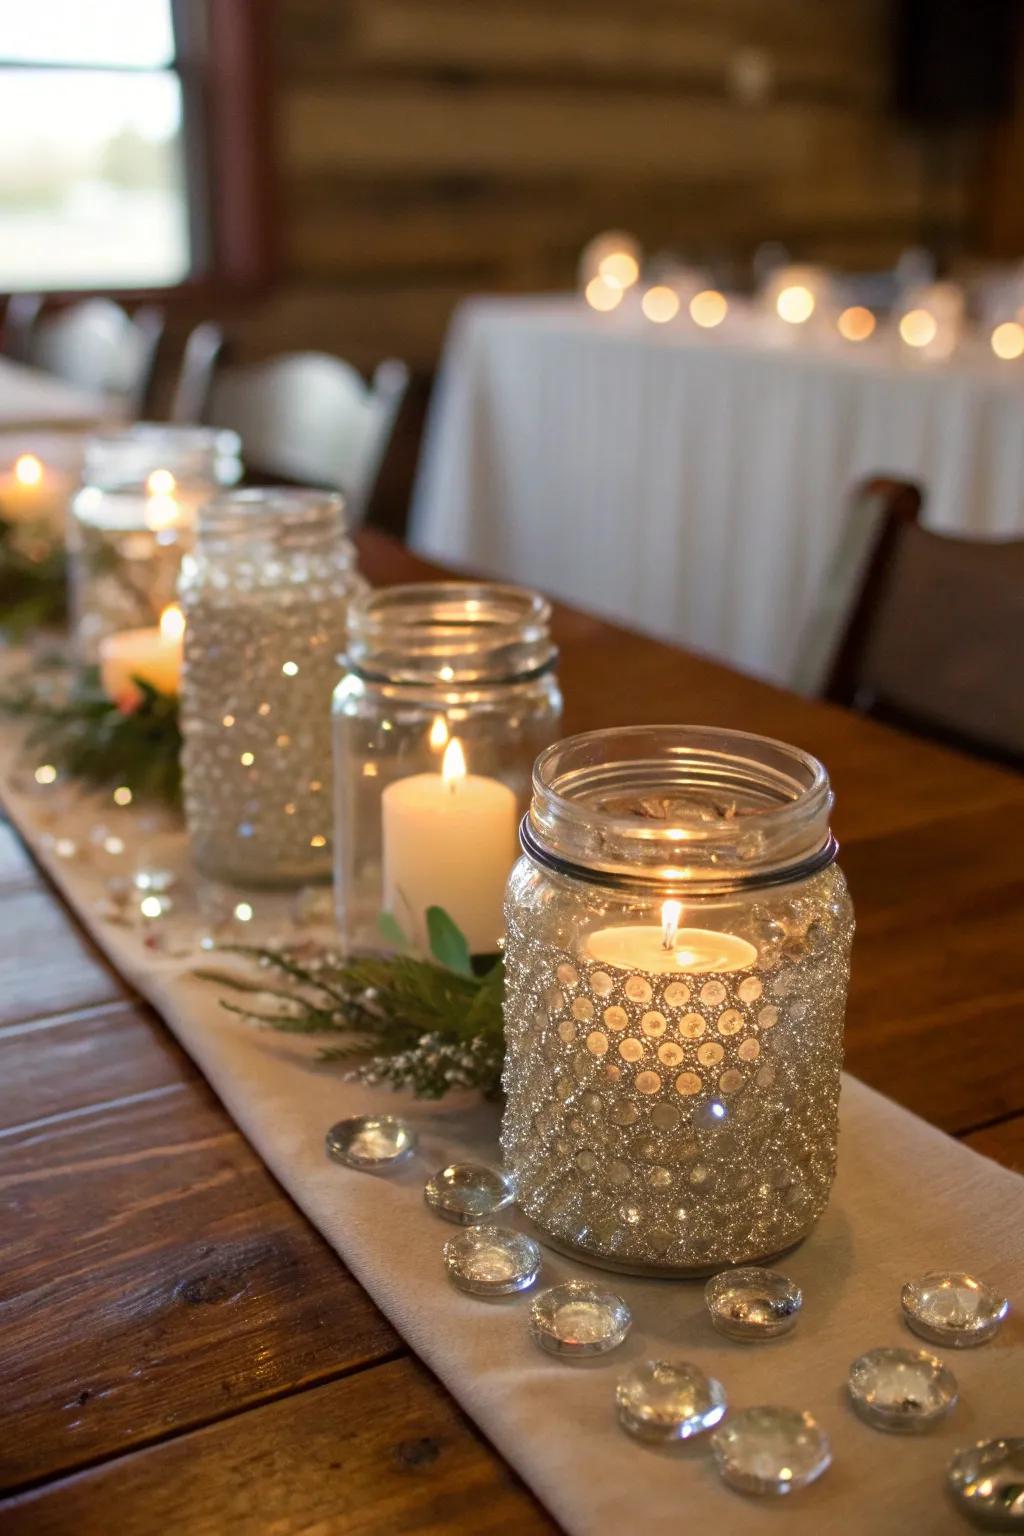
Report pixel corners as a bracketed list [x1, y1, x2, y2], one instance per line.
[180, 488, 363, 888]
[501, 725, 854, 1277]
[69, 424, 242, 661]
[333, 582, 562, 956]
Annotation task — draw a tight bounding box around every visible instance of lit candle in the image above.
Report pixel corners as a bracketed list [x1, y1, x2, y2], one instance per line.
[381, 735, 519, 953]
[98, 603, 185, 708]
[0, 452, 75, 527]
[585, 899, 758, 975]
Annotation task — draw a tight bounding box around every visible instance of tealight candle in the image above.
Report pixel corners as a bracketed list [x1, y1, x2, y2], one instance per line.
[381, 737, 518, 953]
[586, 902, 758, 974]
[99, 604, 184, 707]
[0, 451, 76, 528]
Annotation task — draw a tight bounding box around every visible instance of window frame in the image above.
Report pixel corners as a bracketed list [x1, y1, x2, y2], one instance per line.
[0, 0, 276, 306]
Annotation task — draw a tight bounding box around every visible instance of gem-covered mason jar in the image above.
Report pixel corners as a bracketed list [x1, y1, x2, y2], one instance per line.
[333, 583, 562, 955]
[180, 488, 363, 887]
[501, 726, 854, 1277]
[69, 424, 242, 661]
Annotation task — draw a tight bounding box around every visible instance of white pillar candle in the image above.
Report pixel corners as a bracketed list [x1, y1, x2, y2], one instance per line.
[98, 604, 184, 707]
[585, 900, 758, 974]
[381, 736, 519, 953]
[0, 452, 75, 528]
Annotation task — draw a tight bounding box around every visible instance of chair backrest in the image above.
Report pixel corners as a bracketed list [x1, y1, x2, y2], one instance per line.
[169, 321, 226, 425]
[29, 299, 164, 416]
[2, 293, 44, 362]
[204, 351, 409, 524]
[820, 480, 1024, 766]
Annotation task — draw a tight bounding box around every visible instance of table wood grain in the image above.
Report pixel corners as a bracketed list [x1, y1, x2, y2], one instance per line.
[1, 529, 1021, 1532]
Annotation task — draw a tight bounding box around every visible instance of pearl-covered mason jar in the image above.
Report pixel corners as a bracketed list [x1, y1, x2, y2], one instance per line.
[180, 488, 363, 887]
[333, 583, 562, 956]
[501, 725, 854, 1277]
[69, 424, 242, 660]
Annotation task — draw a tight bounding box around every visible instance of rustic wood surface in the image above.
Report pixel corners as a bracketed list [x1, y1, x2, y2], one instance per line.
[1, 528, 1022, 1532]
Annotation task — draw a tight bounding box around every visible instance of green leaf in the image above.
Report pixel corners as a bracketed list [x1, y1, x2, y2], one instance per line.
[376, 910, 410, 951]
[425, 905, 473, 977]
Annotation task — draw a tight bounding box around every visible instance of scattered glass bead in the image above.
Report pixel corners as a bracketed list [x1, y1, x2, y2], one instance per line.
[325, 1115, 416, 1170]
[712, 1406, 831, 1496]
[616, 1360, 726, 1442]
[948, 1439, 1024, 1530]
[705, 1267, 802, 1341]
[848, 1346, 958, 1433]
[529, 1280, 632, 1358]
[901, 1271, 1009, 1349]
[443, 1226, 541, 1296]
[424, 1163, 516, 1225]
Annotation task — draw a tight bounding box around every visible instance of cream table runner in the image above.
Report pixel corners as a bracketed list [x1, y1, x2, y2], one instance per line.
[2, 759, 1021, 1536]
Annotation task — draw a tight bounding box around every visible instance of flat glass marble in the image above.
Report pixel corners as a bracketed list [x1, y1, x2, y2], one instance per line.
[705, 1267, 802, 1341]
[443, 1226, 541, 1296]
[616, 1360, 726, 1442]
[901, 1271, 1009, 1348]
[529, 1280, 632, 1358]
[848, 1346, 958, 1433]
[424, 1163, 516, 1225]
[325, 1115, 416, 1170]
[948, 1439, 1024, 1530]
[712, 1406, 831, 1496]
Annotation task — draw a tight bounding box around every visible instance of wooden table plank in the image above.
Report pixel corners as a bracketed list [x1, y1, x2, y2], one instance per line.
[0, 884, 126, 1026]
[0, 1076, 399, 1491]
[0, 1357, 558, 1536]
[963, 1113, 1024, 1172]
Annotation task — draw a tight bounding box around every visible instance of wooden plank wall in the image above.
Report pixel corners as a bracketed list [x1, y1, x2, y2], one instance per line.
[222, 0, 975, 374]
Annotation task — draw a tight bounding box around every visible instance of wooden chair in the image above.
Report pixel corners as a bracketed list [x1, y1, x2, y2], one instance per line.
[28, 299, 164, 416]
[203, 351, 409, 525]
[169, 321, 226, 425]
[2, 293, 44, 363]
[816, 479, 1024, 768]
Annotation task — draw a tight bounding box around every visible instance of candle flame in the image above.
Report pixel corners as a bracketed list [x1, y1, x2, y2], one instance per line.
[147, 468, 176, 496]
[14, 453, 43, 487]
[144, 494, 181, 531]
[429, 714, 449, 750]
[442, 735, 466, 790]
[159, 603, 185, 643]
[776, 285, 815, 324]
[661, 899, 683, 950]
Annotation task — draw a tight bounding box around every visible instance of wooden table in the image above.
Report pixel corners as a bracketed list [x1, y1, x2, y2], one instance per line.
[2, 530, 1022, 1534]
[0, 356, 119, 432]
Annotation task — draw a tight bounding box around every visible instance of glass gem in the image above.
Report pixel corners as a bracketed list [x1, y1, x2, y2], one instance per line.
[529, 1280, 632, 1357]
[847, 1346, 958, 1433]
[616, 1360, 726, 1442]
[948, 1439, 1024, 1530]
[705, 1267, 802, 1340]
[424, 1163, 516, 1225]
[901, 1271, 1009, 1348]
[443, 1226, 541, 1296]
[325, 1115, 416, 1170]
[712, 1406, 831, 1496]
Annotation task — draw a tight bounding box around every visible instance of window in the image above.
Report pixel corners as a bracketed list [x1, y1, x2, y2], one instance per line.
[0, 1, 197, 292]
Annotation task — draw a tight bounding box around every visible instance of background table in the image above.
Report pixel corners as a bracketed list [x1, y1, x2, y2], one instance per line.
[411, 297, 1024, 688]
[0, 356, 119, 433]
[2, 530, 1023, 1534]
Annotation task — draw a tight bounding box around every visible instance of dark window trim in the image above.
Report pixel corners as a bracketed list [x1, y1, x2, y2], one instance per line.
[0, 0, 276, 306]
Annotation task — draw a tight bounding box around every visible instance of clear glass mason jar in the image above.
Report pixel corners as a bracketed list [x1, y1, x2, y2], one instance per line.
[501, 725, 854, 1277]
[333, 582, 562, 955]
[69, 424, 242, 661]
[180, 488, 363, 887]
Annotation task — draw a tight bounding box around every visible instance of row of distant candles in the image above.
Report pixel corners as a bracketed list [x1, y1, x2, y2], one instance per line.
[579, 232, 1024, 361]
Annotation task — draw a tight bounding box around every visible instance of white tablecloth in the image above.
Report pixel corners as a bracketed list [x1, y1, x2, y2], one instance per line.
[410, 297, 1024, 687]
[0, 356, 118, 432]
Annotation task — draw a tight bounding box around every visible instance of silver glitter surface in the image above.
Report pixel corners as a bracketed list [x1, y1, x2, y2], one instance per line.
[181, 558, 361, 888]
[501, 865, 853, 1275]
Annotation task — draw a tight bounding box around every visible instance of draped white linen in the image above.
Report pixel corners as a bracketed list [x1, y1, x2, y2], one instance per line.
[411, 298, 1024, 687]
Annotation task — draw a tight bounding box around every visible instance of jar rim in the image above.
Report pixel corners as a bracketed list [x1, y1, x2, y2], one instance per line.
[198, 486, 347, 537]
[527, 724, 836, 893]
[346, 580, 556, 684]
